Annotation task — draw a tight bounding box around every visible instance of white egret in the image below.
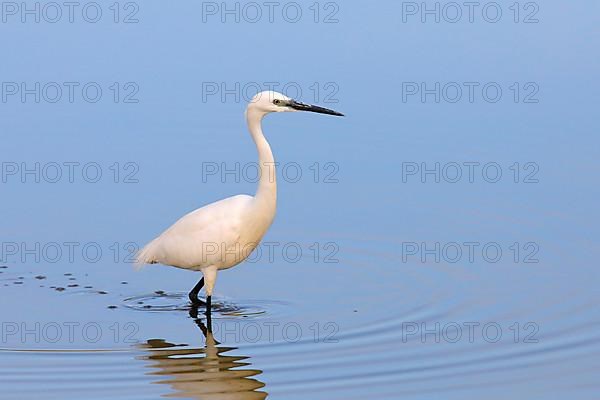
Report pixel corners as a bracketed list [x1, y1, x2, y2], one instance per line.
[136, 91, 343, 315]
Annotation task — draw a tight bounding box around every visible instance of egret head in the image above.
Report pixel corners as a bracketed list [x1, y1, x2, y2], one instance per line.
[247, 91, 344, 118]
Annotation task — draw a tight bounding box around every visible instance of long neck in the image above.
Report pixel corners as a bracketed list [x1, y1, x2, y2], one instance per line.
[246, 109, 277, 209]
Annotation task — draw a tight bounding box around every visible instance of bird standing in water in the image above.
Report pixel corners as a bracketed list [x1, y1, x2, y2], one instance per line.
[136, 91, 343, 315]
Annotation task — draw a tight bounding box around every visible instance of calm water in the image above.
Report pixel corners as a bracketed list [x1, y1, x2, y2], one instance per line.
[1, 1, 599, 399]
[2, 230, 599, 399]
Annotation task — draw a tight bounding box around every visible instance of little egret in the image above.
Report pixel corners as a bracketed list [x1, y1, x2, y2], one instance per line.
[136, 91, 343, 315]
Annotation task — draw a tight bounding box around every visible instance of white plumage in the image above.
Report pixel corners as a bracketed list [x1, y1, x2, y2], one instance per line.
[136, 90, 343, 309]
[137, 194, 273, 295]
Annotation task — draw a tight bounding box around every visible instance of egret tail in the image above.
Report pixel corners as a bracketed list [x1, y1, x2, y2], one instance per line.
[135, 239, 160, 270]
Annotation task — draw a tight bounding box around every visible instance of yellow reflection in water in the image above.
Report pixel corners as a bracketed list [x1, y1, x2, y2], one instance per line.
[138, 307, 267, 399]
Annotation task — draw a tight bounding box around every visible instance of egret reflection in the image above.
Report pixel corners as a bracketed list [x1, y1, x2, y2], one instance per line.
[138, 305, 267, 399]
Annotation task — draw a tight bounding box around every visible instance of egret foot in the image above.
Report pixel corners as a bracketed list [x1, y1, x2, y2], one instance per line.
[189, 303, 213, 334]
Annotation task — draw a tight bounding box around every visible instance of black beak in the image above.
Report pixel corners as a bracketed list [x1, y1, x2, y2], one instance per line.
[288, 100, 344, 117]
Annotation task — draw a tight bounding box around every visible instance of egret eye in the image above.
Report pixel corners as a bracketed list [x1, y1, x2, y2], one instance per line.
[273, 99, 282, 105]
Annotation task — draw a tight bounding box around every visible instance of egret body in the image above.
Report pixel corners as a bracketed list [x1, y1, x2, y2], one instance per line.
[136, 91, 343, 314]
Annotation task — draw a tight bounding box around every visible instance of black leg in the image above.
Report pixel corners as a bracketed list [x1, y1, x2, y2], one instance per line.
[189, 303, 199, 320]
[189, 303, 213, 336]
[206, 313, 212, 333]
[206, 295, 212, 315]
[188, 277, 204, 305]
[205, 295, 212, 330]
